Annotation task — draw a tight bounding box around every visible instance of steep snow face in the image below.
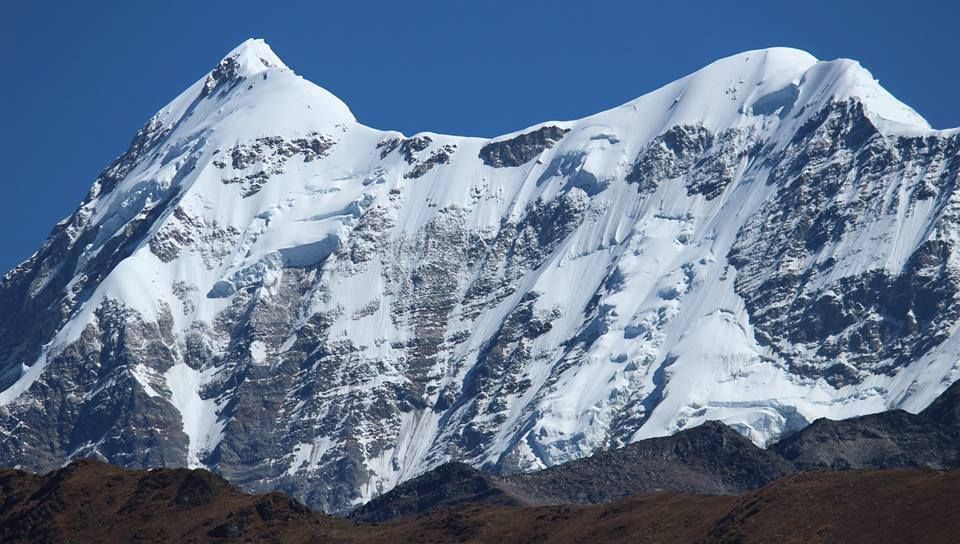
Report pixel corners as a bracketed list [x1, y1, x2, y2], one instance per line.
[1, 40, 958, 513]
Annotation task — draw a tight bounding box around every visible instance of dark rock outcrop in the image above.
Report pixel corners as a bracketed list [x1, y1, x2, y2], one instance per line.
[350, 462, 524, 523]
[504, 421, 794, 503]
[771, 379, 960, 470]
[729, 101, 960, 385]
[479, 125, 570, 167]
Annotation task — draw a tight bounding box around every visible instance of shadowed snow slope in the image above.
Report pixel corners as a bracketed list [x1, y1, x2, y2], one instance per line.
[0, 38, 958, 513]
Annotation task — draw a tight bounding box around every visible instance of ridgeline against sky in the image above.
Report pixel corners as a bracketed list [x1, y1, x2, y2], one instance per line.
[1, 1, 957, 274]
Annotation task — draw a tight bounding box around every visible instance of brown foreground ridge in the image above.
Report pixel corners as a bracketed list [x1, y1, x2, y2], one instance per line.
[0, 459, 957, 543]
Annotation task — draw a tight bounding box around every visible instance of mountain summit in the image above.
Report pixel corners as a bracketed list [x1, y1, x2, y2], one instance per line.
[0, 39, 957, 513]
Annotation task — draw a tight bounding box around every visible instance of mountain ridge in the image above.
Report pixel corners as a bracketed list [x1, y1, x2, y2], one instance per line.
[1, 38, 959, 513]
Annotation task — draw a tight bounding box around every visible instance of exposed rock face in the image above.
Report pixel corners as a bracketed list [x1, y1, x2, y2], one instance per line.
[202, 56, 245, 97]
[626, 124, 763, 200]
[1, 41, 959, 515]
[479, 125, 570, 167]
[626, 124, 714, 192]
[404, 143, 457, 179]
[729, 101, 960, 385]
[217, 134, 336, 197]
[377, 135, 458, 178]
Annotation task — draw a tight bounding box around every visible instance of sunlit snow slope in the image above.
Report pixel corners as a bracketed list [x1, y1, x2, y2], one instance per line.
[0, 39, 958, 513]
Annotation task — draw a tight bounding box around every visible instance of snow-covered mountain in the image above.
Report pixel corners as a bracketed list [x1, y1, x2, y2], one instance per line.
[1, 39, 958, 513]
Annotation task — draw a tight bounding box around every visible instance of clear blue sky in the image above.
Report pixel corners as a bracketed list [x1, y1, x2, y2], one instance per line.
[1, 0, 956, 274]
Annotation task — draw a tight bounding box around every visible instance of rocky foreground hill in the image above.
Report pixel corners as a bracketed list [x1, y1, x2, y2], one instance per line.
[0, 460, 956, 544]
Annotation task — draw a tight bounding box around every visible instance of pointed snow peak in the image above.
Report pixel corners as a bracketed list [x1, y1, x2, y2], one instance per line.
[799, 57, 930, 129]
[221, 38, 288, 73]
[717, 48, 929, 129]
[201, 39, 287, 97]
